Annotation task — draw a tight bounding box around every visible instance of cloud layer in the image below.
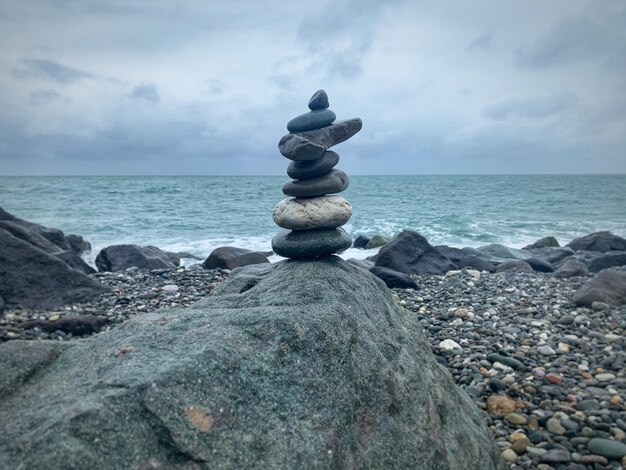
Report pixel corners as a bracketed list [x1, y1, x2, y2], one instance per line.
[0, 0, 625, 175]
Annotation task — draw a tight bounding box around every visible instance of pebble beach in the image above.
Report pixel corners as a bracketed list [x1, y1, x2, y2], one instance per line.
[2, 263, 625, 468]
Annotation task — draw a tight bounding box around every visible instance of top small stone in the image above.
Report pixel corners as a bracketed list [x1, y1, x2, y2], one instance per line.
[308, 89, 329, 110]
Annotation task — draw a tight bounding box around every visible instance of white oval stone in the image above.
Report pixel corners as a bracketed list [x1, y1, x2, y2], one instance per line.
[272, 195, 352, 230]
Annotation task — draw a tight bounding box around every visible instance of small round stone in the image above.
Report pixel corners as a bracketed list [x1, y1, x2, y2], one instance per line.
[282, 169, 349, 198]
[287, 151, 339, 180]
[287, 109, 336, 133]
[271, 228, 351, 259]
[308, 89, 329, 110]
[273, 196, 352, 231]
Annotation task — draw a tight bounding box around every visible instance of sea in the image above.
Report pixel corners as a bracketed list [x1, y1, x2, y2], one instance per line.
[1, 175, 625, 266]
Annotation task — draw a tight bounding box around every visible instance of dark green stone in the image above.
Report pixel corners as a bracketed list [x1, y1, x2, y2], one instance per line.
[272, 227, 351, 259]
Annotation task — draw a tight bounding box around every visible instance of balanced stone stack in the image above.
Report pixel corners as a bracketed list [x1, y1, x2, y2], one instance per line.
[272, 90, 362, 259]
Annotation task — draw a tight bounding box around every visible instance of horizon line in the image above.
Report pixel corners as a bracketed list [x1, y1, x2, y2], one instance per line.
[1, 173, 626, 177]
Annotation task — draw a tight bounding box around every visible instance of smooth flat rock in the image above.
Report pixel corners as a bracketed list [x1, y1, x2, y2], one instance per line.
[0, 258, 504, 469]
[272, 228, 352, 259]
[573, 269, 626, 306]
[296, 118, 363, 148]
[308, 89, 329, 110]
[202, 246, 269, 270]
[587, 438, 626, 459]
[273, 196, 352, 231]
[282, 169, 349, 198]
[567, 231, 626, 253]
[366, 235, 391, 249]
[278, 134, 326, 161]
[526, 257, 554, 272]
[287, 109, 336, 133]
[287, 151, 339, 180]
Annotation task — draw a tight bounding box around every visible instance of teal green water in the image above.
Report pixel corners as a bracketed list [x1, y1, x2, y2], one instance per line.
[1, 175, 625, 263]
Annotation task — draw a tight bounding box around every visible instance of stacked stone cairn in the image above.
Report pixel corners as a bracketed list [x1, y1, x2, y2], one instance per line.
[272, 90, 362, 259]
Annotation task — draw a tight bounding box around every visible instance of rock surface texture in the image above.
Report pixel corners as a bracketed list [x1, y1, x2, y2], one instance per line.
[272, 90, 362, 259]
[0, 258, 503, 469]
[0, 207, 108, 309]
[202, 246, 270, 270]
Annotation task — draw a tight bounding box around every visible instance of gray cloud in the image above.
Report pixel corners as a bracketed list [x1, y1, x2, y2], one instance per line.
[12, 59, 96, 84]
[482, 91, 576, 121]
[516, 1, 626, 70]
[129, 83, 159, 103]
[0, 0, 624, 175]
[29, 89, 64, 106]
[467, 30, 494, 51]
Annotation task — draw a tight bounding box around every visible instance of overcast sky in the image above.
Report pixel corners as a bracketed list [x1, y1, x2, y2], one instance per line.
[1, 0, 625, 175]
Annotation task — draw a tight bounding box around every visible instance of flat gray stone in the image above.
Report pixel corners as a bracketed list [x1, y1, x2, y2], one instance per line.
[273, 196, 352, 231]
[308, 89, 329, 110]
[278, 134, 326, 161]
[297, 118, 362, 148]
[287, 151, 339, 180]
[287, 109, 336, 133]
[282, 169, 349, 198]
[272, 228, 352, 259]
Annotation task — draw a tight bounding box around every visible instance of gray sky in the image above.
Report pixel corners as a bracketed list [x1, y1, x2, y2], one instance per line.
[1, 0, 625, 175]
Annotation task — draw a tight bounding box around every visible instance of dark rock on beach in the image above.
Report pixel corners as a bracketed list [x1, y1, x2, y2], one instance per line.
[369, 266, 419, 289]
[366, 234, 391, 249]
[573, 269, 626, 306]
[553, 258, 589, 278]
[523, 236, 560, 250]
[525, 257, 554, 273]
[287, 108, 336, 133]
[567, 231, 626, 253]
[0, 258, 504, 469]
[202, 246, 269, 270]
[375, 231, 457, 275]
[587, 251, 626, 273]
[95, 244, 180, 272]
[53, 249, 96, 275]
[287, 150, 339, 180]
[353, 234, 370, 249]
[477, 243, 532, 261]
[0, 207, 90, 256]
[435, 245, 497, 272]
[0, 228, 109, 309]
[282, 169, 349, 198]
[272, 228, 351, 259]
[495, 260, 534, 273]
[526, 246, 574, 266]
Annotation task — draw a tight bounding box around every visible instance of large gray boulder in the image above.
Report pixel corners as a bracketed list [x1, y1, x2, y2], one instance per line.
[375, 231, 457, 275]
[573, 269, 626, 307]
[526, 246, 574, 266]
[0, 228, 108, 309]
[434, 245, 497, 272]
[566, 231, 626, 253]
[95, 244, 180, 272]
[523, 236, 560, 250]
[0, 258, 503, 469]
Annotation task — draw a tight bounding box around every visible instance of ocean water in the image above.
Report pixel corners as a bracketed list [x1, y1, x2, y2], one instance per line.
[1, 175, 625, 265]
